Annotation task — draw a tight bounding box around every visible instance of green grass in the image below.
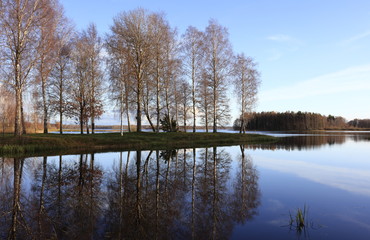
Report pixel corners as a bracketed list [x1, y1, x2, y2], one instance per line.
[0, 132, 276, 157]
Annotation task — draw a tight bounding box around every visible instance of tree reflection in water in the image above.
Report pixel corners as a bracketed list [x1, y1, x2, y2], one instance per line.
[231, 146, 260, 224]
[0, 147, 260, 239]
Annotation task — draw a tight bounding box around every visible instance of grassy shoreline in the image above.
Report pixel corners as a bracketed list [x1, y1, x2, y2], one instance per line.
[0, 132, 276, 157]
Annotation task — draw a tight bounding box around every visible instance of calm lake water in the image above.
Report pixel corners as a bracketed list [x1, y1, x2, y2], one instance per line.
[1, 131, 370, 239]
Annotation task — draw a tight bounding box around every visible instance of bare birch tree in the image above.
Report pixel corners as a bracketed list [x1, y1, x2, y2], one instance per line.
[83, 23, 104, 134]
[142, 69, 156, 131]
[181, 26, 204, 132]
[204, 19, 233, 133]
[69, 36, 90, 134]
[49, 18, 74, 134]
[197, 71, 212, 132]
[0, 0, 46, 136]
[67, 24, 104, 135]
[0, 85, 14, 135]
[0, 86, 6, 134]
[177, 79, 191, 132]
[106, 37, 134, 134]
[161, 28, 181, 123]
[35, 0, 62, 134]
[233, 54, 260, 133]
[147, 13, 172, 132]
[108, 9, 152, 132]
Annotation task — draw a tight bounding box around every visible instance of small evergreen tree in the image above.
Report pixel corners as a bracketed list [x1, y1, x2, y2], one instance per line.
[160, 114, 178, 132]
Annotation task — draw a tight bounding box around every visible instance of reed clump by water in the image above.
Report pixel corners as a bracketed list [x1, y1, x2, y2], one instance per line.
[289, 205, 308, 231]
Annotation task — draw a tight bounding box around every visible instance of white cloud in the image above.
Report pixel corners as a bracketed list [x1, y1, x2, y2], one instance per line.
[267, 49, 283, 61]
[339, 30, 370, 46]
[267, 34, 303, 45]
[267, 34, 294, 42]
[266, 34, 303, 61]
[260, 64, 370, 102]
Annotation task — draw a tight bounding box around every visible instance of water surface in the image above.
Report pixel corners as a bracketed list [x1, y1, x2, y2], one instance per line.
[1, 131, 370, 239]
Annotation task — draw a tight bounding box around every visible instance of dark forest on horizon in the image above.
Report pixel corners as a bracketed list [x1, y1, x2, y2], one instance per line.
[233, 111, 370, 131]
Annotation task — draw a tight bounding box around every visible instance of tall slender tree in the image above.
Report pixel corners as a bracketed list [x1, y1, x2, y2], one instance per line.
[161, 28, 181, 127]
[108, 9, 152, 132]
[106, 44, 134, 134]
[204, 20, 233, 133]
[69, 35, 90, 134]
[0, 0, 46, 136]
[178, 79, 191, 132]
[148, 13, 170, 132]
[233, 54, 260, 133]
[68, 24, 104, 134]
[35, 0, 63, 134]
[142, 70, 156, 131]
[0, 85, 14, 135]
[181, 26, 204, 132]
[49, 39, 73, 134]
[83, 23, 104, 134]
[197, 70, 212, 132]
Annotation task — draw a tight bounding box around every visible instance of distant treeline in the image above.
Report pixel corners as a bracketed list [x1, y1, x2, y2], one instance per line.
[233, 111, 348, 131]
[347, 119, 370, 128]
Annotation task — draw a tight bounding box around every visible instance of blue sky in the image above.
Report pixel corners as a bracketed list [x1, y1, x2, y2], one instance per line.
[61, 0, 370, 123]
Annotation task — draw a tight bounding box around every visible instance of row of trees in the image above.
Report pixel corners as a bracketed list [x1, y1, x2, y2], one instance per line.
[106, 8, 260, 134]
[233, 111, 347, 131]
[0, 2, 260, 136]
[0, 0, 105, 135]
